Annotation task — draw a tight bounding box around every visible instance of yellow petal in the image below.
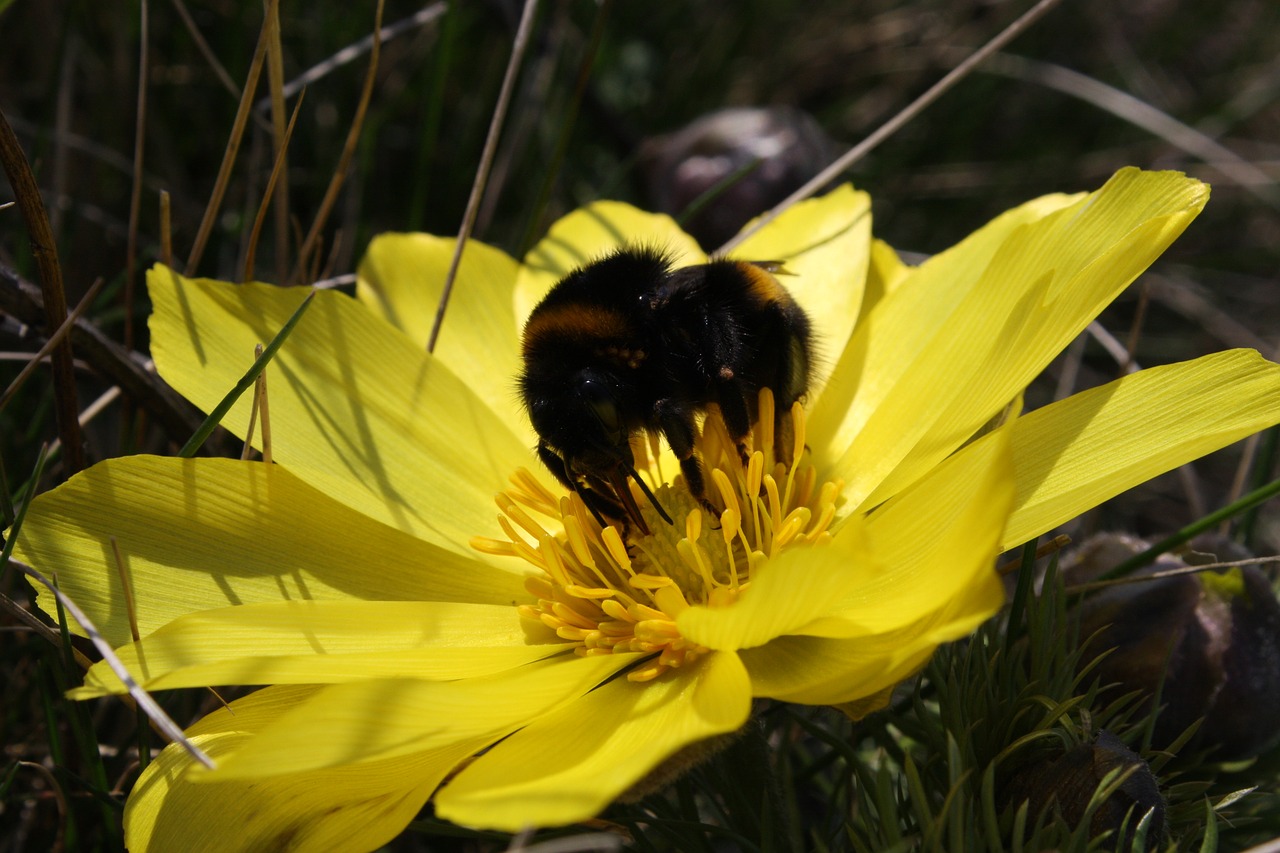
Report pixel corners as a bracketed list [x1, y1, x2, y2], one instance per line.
[209, 654, 633, 779]
[676, 517, 875, 650]
[125, 686, 444, 853]
[73, 600, 560, 697]
[680, 391, 1013, 655]
[436, 650, 751, 830]
[735, 424, 1014, 704]
[808, 189, 1080, 482]
[357, 233, 523, 430]
[514, 201, 705, 325]
[740, 564, 1005, 707]
[856, 237, 911, 319]
[862, 169, 1210, 506]
[1002, 348, 1280, 549]
[740, 629, 926, 706]
[804, 411, 1015, 637]
[147, 265, 544, 554]
[729, 185, 872, 393]
[813, 170, 1207, 511]
[13, 456, 526, 645]
[832, 684, 895, 722]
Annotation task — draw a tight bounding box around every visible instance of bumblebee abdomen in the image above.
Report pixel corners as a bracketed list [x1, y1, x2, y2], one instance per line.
[522, 301, 632, 358]
[734, 260, 798, 307]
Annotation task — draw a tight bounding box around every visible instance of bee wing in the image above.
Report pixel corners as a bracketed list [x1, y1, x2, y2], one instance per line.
[744, 260, 795, 276]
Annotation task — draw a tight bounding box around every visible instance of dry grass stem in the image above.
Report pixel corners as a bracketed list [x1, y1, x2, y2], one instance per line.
[184, 0, 278, 276]
[428, 0, 542, 353]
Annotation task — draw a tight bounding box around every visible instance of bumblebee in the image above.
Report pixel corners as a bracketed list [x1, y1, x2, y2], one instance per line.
[519, 246, 813, 535]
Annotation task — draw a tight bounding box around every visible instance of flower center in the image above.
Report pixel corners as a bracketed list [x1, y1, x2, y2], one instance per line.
[471, 389, 843, 682]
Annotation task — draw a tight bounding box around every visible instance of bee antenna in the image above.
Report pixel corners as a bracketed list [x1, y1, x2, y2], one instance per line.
[626, 465, 673, 525]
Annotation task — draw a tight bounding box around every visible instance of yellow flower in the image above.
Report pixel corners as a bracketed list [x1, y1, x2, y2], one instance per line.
[13, 168, 1280, 850]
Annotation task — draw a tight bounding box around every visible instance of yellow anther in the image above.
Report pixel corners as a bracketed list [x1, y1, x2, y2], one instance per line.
[629, 602, 668, 621]
[538, 533, 571, 586]
[601, 525, 632, 572]
[565, 584, 619, 599]
[510, 467, 560, 509]
[720, 508, 741, 544]
[711, 467, 741, 519]
[654, 584, 690, 616]
[629, 574, 675, 589]
[763, 474, 783, 539]
[524, 575, 556, 600]
[601, 599, 633, 621]
[685, 508, 702, 543]
[485, 385, 839, 682]
[746, 450, 764, 500]
[496, 493, 548, 541]
[563, 515, 595, 569]
[469, 536, 519, 556]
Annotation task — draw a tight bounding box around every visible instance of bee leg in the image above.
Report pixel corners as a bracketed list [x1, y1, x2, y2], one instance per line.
[655, 400, 719, 519]
[536, 441, 629, 530]
[535, 440, 576, 492]
[713, 368, 753, 466]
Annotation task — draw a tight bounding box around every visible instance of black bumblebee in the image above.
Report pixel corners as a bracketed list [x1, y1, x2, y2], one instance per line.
[519, 246, 813, 535]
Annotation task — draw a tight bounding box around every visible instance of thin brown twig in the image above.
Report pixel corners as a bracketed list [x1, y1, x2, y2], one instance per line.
[16, 761, 68, 846]
[979, 52, 1280, 206]
[51, 38, 78, 242]
[254, 3, 447, 108]
[159, 190, 172, 268]
[12, 557, 214, 767]
[1052, 332, 1088, 402]
[125, 0, 150, 353]
[716, 0, 1068, 255]
[262, 0, 292, 285]
[0, 590, 95, 670]
[0, 109, 85, 473]
[1147, 273, 1273, 353]
[1119, 281, 1150, 377]
[184, 0, 278, 276]
[290, 0, 385, 285]
[997, 534, 1072, 576]
[168, 0, 244, 103]
[476, 1, 569, 235]
[243, 89, 306, 283]
[428, 0, 541, 353]
[1065, 554, 1279, 595]
[0, 266, 203, 439]
[0, 277, 105, 413]
[109, 537, 142, 644]
[1085, 318, 1210, 519]
[256, 345, 272, 464]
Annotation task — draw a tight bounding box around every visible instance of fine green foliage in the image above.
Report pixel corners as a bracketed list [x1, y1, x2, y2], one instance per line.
[531, 554, 1278, 853]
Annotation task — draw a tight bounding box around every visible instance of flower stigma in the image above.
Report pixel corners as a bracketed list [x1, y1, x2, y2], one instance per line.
[471, 389, 843, 682]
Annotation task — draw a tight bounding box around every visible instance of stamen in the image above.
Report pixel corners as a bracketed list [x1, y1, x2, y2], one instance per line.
[477, 386, 843, 683]
[497, 494, 548, 541]
[763, 474, 784, 541]
[710, 468, 740, 521]
[562, 515, 597, 573]
[510, 467, 560, 511]
[469, 536, 520, 557]
[757, 389, 775, 456]
[601, 526, 632, 572]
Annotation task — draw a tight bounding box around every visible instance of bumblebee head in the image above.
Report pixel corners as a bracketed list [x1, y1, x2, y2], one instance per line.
[523, 367, 671, 534]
